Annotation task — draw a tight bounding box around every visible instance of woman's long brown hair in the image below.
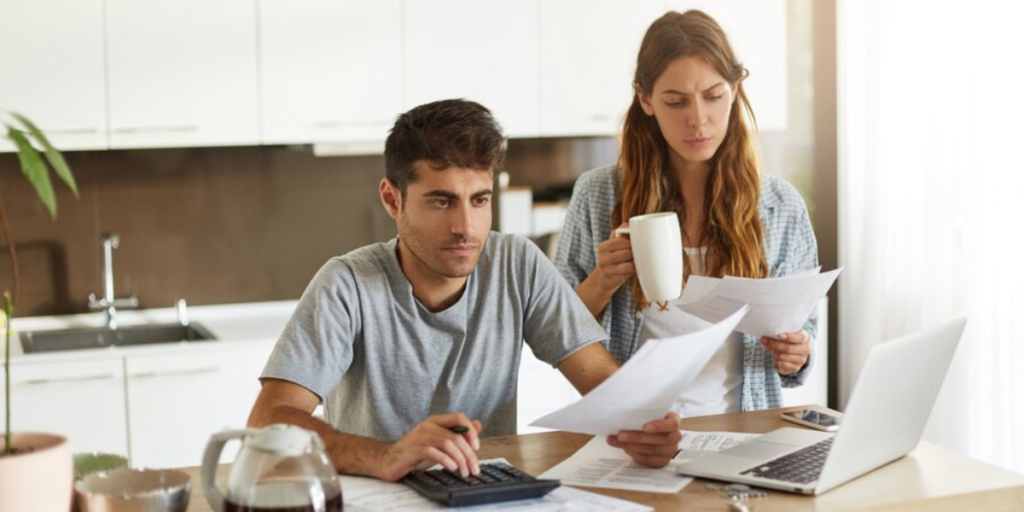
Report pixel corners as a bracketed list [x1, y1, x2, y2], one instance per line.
[616, 10, 769, 309]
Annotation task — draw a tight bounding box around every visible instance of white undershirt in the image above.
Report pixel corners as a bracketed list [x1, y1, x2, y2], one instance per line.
[637, 247, 743, 417]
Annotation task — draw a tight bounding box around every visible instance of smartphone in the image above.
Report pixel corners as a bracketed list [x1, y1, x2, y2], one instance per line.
[781, 409, 841, 432]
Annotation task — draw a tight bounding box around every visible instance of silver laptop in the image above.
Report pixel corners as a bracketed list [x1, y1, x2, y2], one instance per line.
[676, 317, 966, 495]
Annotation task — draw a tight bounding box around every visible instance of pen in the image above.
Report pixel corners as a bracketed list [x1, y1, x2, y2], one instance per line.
[449, 425, 469, 434]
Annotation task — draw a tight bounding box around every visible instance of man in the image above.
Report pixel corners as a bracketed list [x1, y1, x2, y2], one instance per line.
[249, 99, 681, 482]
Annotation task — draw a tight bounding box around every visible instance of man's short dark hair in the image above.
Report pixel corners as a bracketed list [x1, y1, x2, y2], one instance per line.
[384, 99, 506, 196]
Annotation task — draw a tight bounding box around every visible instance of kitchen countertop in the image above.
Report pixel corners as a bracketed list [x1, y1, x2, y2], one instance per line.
[2, 300, 298, 364]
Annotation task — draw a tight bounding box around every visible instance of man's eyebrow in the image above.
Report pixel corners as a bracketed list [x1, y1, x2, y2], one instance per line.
[421, 189, 493, 199]
[661, 83, 726, 96]
[422, 190, 459, 199]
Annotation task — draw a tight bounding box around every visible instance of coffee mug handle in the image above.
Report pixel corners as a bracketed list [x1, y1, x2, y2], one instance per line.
[613, 227, 630, 238]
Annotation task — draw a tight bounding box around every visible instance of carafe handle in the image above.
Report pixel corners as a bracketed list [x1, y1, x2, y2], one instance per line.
[202, 429, 257, 512]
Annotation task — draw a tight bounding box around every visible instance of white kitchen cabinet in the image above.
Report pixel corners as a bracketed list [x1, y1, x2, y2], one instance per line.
[403, 0, 540, 137]
[0, 359, 128, 455]
[663, 0, 788, 131]
[104, 0, 259, 149]
[259, 0, 402, 145]
[539, 0, 665, 137]
[517, 348, 580, 434]
[124, 344, 272, 468]
[0, 0, 108, 151]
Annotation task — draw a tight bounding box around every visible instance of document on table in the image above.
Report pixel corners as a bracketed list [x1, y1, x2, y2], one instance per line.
[340, 458, 651, 512]
[539, 431, 760, 494]
[677, 267, 842, 338]
[530, 307, 748, 436]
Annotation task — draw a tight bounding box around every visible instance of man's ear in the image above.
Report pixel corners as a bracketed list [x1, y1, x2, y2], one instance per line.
[380, 178, 402, 219]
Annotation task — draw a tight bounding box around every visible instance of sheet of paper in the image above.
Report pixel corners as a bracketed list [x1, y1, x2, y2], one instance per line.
[530, 307, 748, 436]
[677, 267, 841, 337]
[539, 431, 760, 494]
[340, 458, 651, 512]
[674, 430, 761, 462]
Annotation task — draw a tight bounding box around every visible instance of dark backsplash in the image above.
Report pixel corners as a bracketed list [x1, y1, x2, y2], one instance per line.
[0, 138, 614, 316]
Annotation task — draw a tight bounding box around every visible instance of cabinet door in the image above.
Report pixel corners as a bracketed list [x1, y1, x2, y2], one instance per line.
[539, 0, 665, 137]
[125, 345, 271, 468]
[0, 0, 108, 151]
[104, 0, 259, 149]
[1, 359, 128, 455]
[403, 0, 540, 137]
[663, 0, 787, 130]
[259, 0, 402, 144]
[517, 347, 580, 434]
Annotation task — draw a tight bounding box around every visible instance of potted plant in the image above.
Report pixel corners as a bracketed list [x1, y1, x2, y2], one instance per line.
[0, 111, 79, 512]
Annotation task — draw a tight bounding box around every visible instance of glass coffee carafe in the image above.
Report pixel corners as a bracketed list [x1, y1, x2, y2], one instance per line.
[202, 424, 342, 512]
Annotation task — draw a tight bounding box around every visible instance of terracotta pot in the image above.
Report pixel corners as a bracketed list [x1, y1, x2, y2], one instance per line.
[0, 432, 73, 512]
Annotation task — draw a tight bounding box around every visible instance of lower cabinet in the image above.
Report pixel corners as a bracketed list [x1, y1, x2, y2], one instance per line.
[3, 358, 128, 455]
[125, 345, 272, 468]
[4, 341, 274, 468]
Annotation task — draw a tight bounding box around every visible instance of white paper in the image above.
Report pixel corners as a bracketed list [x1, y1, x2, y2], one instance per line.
[530, 307, 748, 436]
[340, 459, 651, 512]
[677, 268, 841, 338]
[539, 431, 760, 494]
[674, 430, 761, 462]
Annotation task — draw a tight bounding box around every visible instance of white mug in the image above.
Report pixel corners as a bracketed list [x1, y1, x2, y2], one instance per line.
[615, 212, 683, 303]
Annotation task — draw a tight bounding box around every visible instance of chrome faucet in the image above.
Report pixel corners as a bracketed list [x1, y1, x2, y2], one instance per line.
[88, 232, 139, 330]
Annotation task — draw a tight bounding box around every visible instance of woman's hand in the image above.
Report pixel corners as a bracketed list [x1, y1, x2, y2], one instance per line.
[760, 330, 811, 376]
[594, 223, 636, 294]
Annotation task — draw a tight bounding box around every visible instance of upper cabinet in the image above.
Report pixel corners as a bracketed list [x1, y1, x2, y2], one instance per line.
[259, 0, 402, 145]
[104, 0, 260, 149]
[663, 0, 788, 131]
[0, 0, 108, 151]
[1, 0, 788, 152]
[538, 0, 666, 137]
[403, 0, 540, 138]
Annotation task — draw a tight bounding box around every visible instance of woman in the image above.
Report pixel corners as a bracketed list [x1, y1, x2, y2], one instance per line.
[555, 10, 819, 415]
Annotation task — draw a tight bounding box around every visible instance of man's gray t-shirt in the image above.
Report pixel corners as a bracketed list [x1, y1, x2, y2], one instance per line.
[261, 232, 607, 442]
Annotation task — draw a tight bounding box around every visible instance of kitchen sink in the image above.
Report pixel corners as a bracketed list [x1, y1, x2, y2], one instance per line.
[20, 323, 217, 354]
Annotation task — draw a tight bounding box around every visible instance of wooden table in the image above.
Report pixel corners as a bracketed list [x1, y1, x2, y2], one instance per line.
[181, 407, 1024, 511]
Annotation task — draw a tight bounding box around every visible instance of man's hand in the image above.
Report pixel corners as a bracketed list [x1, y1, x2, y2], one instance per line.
[377, 413, 483, 482]
[760, 330, 811, 375]
[606, 412, 682, 468]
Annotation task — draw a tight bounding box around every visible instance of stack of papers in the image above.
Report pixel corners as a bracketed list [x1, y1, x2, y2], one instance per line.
[540, 431, 760, 494]
[678, 267, 842, 337]
[530, 306, 749, 435]
[340, 458, 651, 512]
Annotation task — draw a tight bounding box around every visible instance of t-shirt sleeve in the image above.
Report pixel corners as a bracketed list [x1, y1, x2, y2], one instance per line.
[260, 259, 360, 401]
[518, 237, 609, 367]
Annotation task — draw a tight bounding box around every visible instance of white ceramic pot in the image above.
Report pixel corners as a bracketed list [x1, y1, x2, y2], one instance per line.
[0, 432, 73, 512]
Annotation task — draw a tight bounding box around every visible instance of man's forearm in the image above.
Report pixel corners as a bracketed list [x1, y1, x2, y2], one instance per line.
[249, 403, 389, 479]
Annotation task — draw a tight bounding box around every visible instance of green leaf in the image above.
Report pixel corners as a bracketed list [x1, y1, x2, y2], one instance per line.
[6, 125, 57, 219]
[11, 112, 78, 197]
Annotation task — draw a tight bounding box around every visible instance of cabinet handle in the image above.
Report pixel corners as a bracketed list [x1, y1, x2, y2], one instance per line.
[130, 366, 219, 379]
[19, 373, 116, 386]
[42, 128, 100, 135]
[308, 121, 389, 129]
[111, 125, 199, 134]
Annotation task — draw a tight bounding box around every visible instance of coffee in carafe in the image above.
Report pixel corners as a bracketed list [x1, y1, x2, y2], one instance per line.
[203, 425, 343, 512]
[223, 492, 343, 512]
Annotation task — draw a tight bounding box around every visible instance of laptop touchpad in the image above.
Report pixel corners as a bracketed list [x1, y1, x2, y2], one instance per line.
[724, 440, 799, 460]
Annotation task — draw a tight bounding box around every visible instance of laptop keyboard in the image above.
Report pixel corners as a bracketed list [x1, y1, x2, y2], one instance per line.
[740, 437, 835, 484]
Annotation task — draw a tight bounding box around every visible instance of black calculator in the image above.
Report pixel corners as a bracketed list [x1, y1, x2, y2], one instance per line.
[402, 461, 561, 507]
